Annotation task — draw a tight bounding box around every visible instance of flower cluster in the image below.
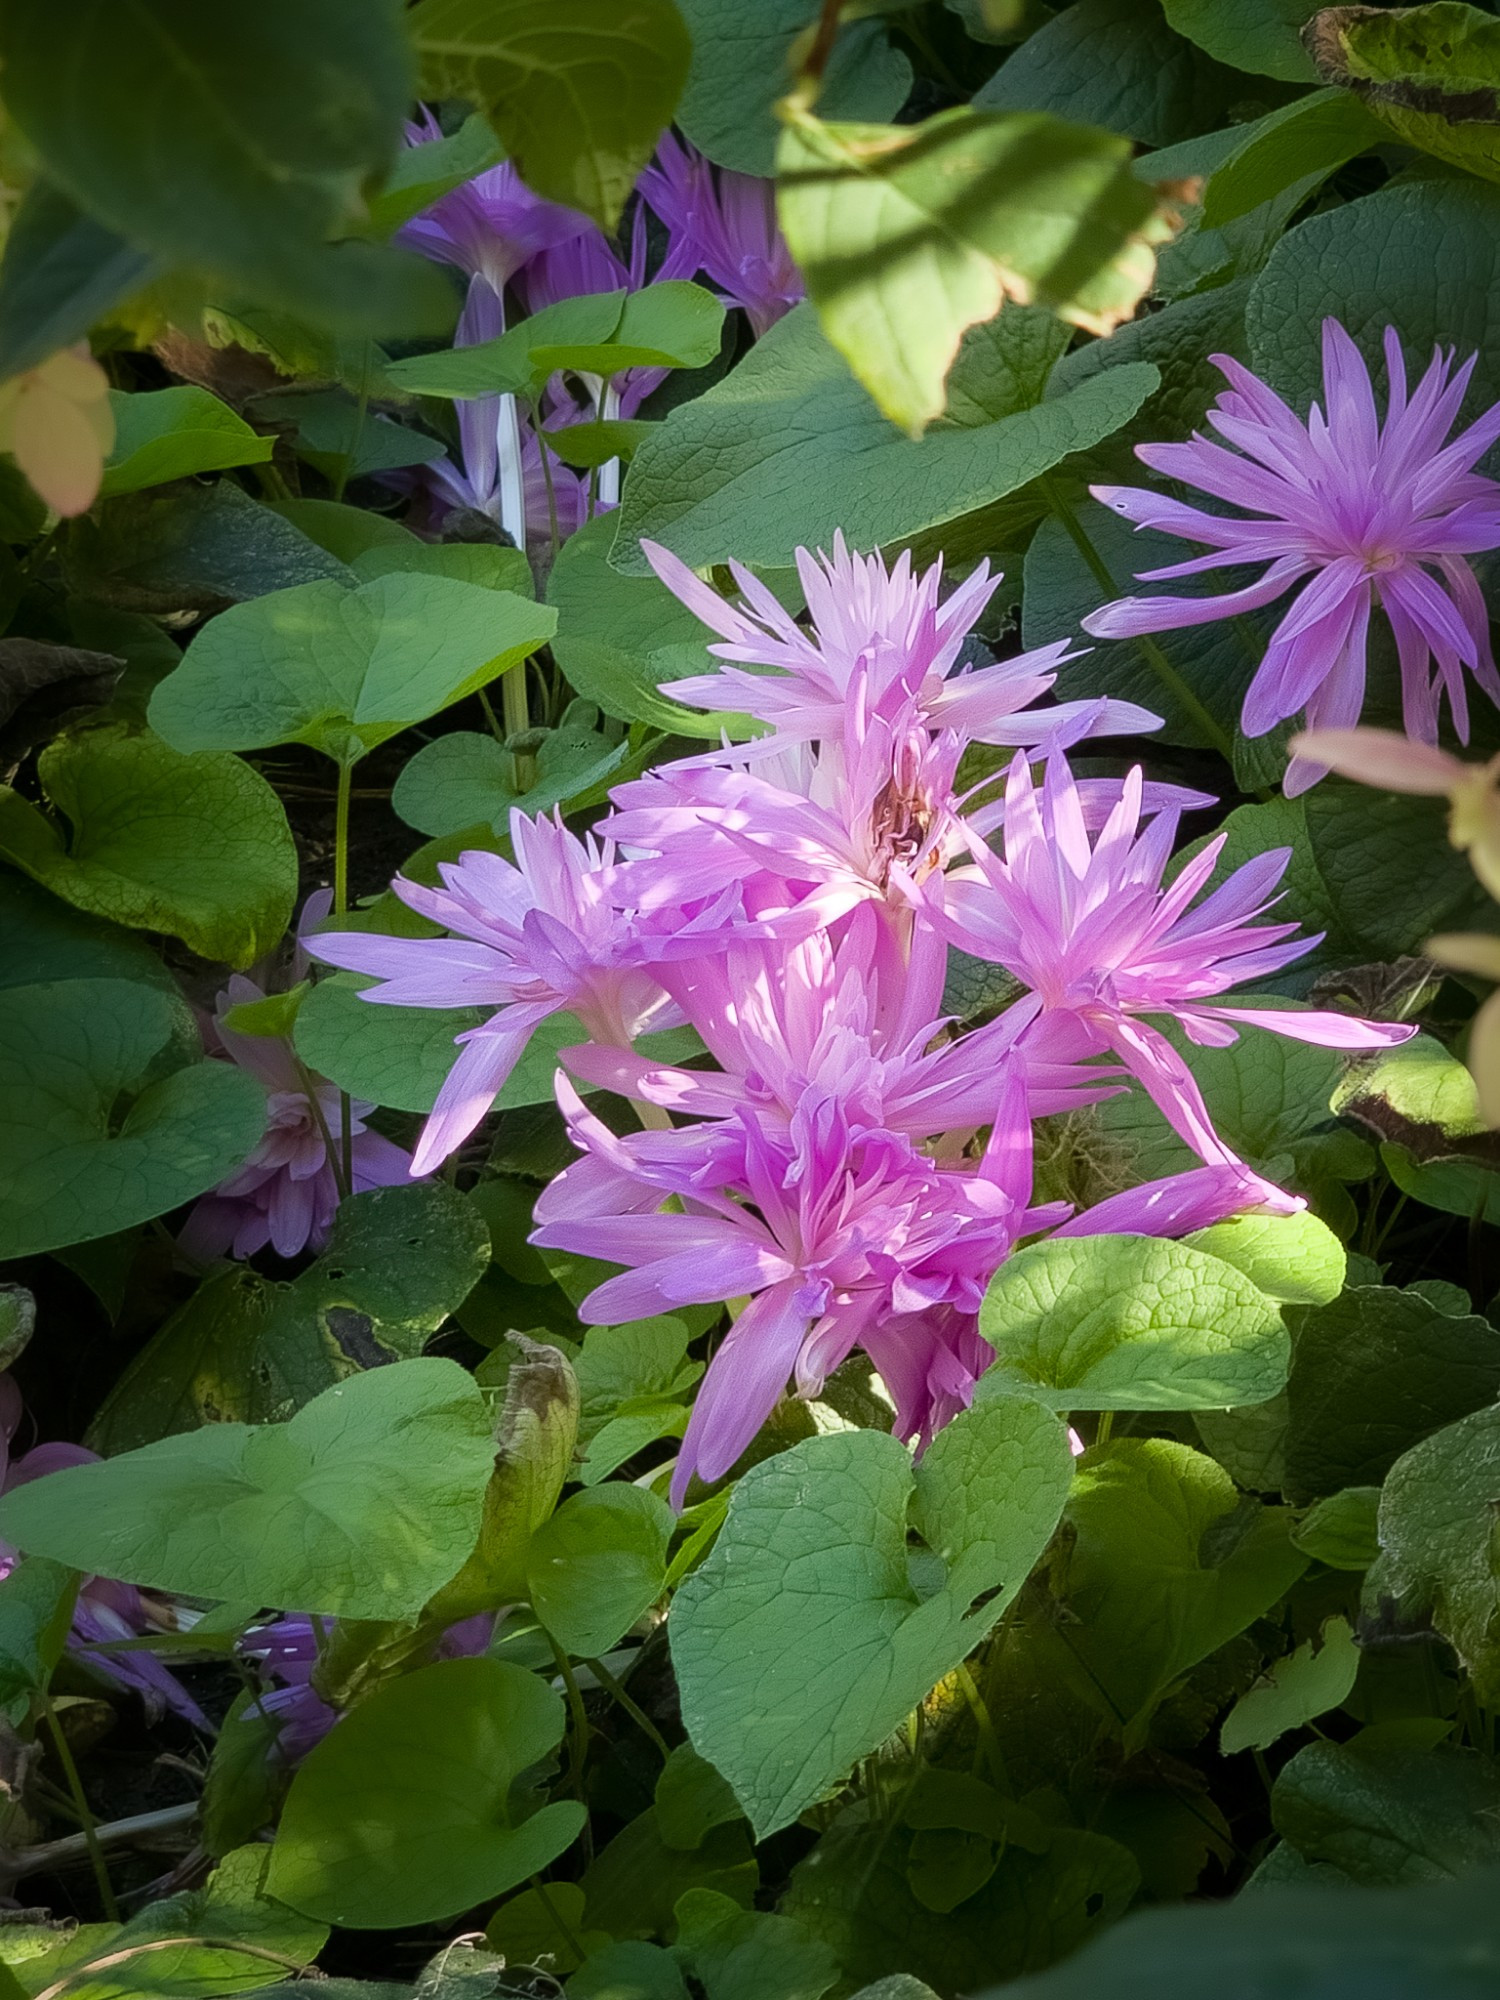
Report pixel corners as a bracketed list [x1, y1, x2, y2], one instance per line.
[312, 534, 1413, 1503]
[395, 116, 803, 549]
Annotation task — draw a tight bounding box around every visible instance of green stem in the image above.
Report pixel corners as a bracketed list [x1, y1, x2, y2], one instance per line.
[1040, 476, 1236, 762]
[585, 1655, 670, 1759]
[293, 1054, 350, 1201]
[545, 1628, 593, 1850]
[476, 686, 506, 744]
[530, 1877, 590, 1964]
[501, 659, 530, 739]
[332, 343, 373, 505]
[954, 1660, 1006, 1789]
[40, 1689, 119, 1922]
[333, 759, 352, 917]
[1095, 1411, 1115, 1447]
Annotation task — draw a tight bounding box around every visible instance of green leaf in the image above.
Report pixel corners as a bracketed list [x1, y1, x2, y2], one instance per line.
[549, 418, 656, 469]
[1369, 1404, 1500, 1704]
[0, 1357, 496, 1619]
[0, 0, 451, 334]
[1247, 174, 1500, 417]
[292, 975, 482, 1115]
[252, 388, 445, 483]
[674, 0, 911, 178]
[411, 0, 691, 227]
[574, 1314, 702, 1485]
[1201, 89, 1386, 228]
[776, 107, 1180, 435]
[1305, 2, 1500, 183]
[0, 1558, 77, 1722]
[64, 481, 352, 616]
[613, 303, 1159, 572]
[1282, 1285, 1500, 1503]
[977, 1233, 1290, 1412]
[350, 540, 533, 595]
[365, 112, 504, 238]
[269, 1656, 585, 1927]
[957, 1865, 1500, 1995]
[1185, 1210, 1346, 1307]
[582, 1810, 757, 1940]
[0, 977, 265, 1259]
[655, 1746, 744, 1853]
[1273, 1738, 1500, 1883]
[0, 179, 157, 383]
[673, 1888, 840, 2000]
[485, 1882, 607, 1977]
[1220, 1616, 1360, 1754]
[88, 1183, 492, 1448]
[1334, 1034, 1500, 1225]
[392, 723, 627, 838]
[385, 291, 622, 398]
[526, 1482, 673, 1656]
[0, 867, 176, 995]
[1293, 1485, 1382, 1571]
[269, 497, 419, 565]
[0, 1287, 34, 1371]
[0, 724, 296, 968]
[1058, 1439, 1307, 1738]
[1159, 0, 1317, 82]
[100, 387, 274, 498]
[670, 1395, 1074, 1836]
[549, 514, 752, 737]
[973, 0, 1245, 148]
[149, 573, 557, 764]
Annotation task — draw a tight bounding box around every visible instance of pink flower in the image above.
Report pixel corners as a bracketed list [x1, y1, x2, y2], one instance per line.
[1083, 321, 1500, 793]
[309, 813, 689, 1175]
[643, 534, 1157, 757]
[180, 975, 413, 1263]
[0, 1379, 206, 1727]
[939, 753, 1415, 1172]
[637, 132, 803, 338]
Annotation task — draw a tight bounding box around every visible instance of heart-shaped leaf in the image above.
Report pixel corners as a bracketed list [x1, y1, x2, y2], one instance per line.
[670, 1393, 1074, 1836]
[149, 572, 557, 765]
[101, 385, 275, 497]
[0, 977, 265, 1258]
[0, 1357, 496, 1619]
[526, 1482, 674, 1656]
[0, 723, 297, 968]
[269, 1656, 586, 1926]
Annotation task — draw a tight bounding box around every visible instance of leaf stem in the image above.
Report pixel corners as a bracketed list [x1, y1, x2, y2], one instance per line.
[1040, 476, 1236, 762]
[333, 759, 352, 917]
[545, 1627, 593, 1853]
[502, 659, 530, 739]
[39, 1689, 119, 1922]
[477, 686, 506, 744]
[585, 1655, 670, 1759]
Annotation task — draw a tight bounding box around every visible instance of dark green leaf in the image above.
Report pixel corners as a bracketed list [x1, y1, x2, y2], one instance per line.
[1158, 0, 1317, 82]
[1273, 1737, 1500, 1883]
[1201, 90, 1385, 228]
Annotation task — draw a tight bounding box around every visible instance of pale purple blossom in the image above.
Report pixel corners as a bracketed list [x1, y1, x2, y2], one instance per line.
[637, 132, 803, 337]
[0, 1379, 207, 1726]
[397, 112, 593, 295]
[179, 974, 413, 1263]
[939, 752, 1414, 1172]
[1083, 321, 1500, 793]
[308, 812, 698, 1176]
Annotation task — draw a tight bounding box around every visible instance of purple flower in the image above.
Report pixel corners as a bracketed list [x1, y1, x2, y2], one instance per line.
[1082, 321, 1500, 793]
[638, 132, 803, 338]
[397, 112, 594, 296]
[179, 973, 413, 1263]
[0, 1379, 207, 1727]
[308, 812, 694, 1176]
[643, 534, 1157, 759]
[939, 752, 1415, 1172]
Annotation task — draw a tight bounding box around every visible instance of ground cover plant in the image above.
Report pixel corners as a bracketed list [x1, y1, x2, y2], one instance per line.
[6, 1, 1500, 1995]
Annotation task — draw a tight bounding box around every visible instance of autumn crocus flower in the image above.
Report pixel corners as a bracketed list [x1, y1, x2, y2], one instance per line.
[644, 534, 1157, 757]
[638, 132, 803, 337]
[309, 813, 693, 1175]
[1083, 321, 1500, 793]
[939, 753, 1415, 1172]
[180, 973, 413, 1263]
[0, 344, 115, 518]
[1292, 726, 1500, 899]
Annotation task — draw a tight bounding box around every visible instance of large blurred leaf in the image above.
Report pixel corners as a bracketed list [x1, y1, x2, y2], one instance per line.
[89, 1183, 491, 1448]
[613, 304, 1159, 571]
[0, 1358, 495, 1619]
[1305, 2, 1500, 182]
[150, 573, 557, 764]
[0, 180, 157, 382]
[1282, 1285, 1500, 1503]
[975, 1865, 1500, 1997]
[776, 107, 1181, 435]
[411, 0, 690, 227]
[0, 0, 450, 333]
[0, 976, 264, 1259]
[977, 1233, 1290, 1411]
[1369, 1404, 1500, 1703]
[0, 724, 296, 968]
[269, 1657, 585, 1926]
[671, 1395, 1074, 1836]
[674, 0, 911, 177]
